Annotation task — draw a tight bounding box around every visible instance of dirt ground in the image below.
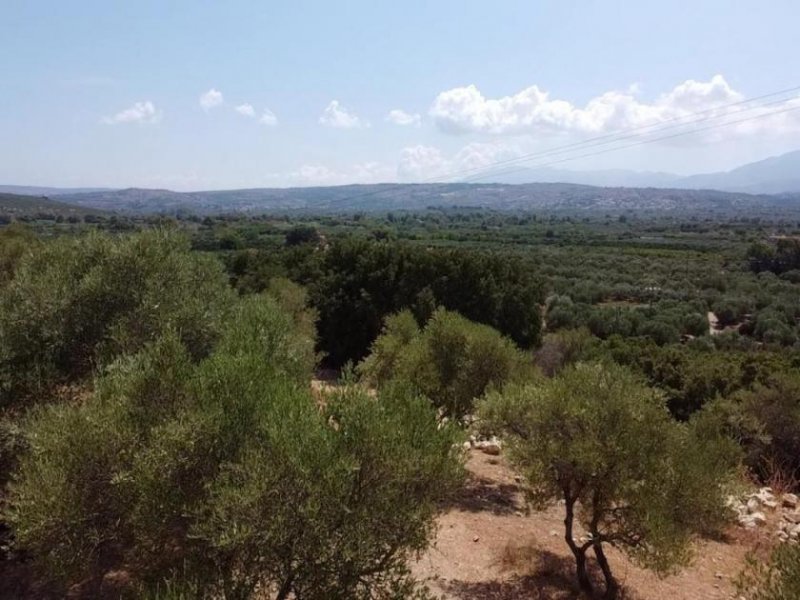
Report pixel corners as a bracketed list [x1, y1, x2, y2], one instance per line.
[414, 449, 769, 600]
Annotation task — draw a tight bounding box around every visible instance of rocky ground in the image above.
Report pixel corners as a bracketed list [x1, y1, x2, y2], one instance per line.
[414, 448, 778, 600]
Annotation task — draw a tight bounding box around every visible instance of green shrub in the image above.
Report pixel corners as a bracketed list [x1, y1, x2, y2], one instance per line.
[0, 229, 234, 407]
[359, 309, 535, 418]
[479, 363, 738, 599]
[738, 544, 800, 600]
[700, 373, 800, 485]
[6, 299, 462, 598]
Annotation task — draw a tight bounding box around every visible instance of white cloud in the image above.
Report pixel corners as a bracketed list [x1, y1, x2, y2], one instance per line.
[259, 108, 278, 126]
[397, 142, 519, 181]
[386, 109, 421, 127]
[265, 161, 393, 187]
[429, 75, 800, 140]
[101, 101, 162, 125]
[235, 103, 255, 117]
[235, 104, 277, 126]
[319, 100, 368, 129]
[199, 88, 224, 111]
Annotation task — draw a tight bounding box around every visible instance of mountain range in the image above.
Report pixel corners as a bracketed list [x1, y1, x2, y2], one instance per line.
[476, 149, 800, 194]
[1, 150, 800, 215]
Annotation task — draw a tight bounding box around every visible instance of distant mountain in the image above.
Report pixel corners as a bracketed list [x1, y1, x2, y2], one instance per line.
[0, 185, 114, 196]
[675, 150, 800, 194]
[0, 193, 106, 217]
[49, 182, 800, 215]
[476, 150, 800, 194]
[475, 166, 681, 188]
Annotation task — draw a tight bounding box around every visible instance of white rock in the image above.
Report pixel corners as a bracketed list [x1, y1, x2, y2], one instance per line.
[785, 512, 800, 524]
[739, 512, 767, 528]
[763, 499, 779, 510]
[746, 498, 761, 513]
[782, 493, 799, 509]
[478, 442, 501, 456]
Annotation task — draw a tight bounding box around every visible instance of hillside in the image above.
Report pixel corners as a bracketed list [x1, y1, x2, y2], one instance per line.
[0, 192, 106, 218]
[677, 149, 800, 194]
[53, 182, 800, 215]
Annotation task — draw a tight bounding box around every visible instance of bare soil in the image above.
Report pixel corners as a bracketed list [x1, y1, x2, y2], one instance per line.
[414, 450, 769, 600]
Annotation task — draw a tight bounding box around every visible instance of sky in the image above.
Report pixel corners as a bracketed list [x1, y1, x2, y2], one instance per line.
[2, 0, 800, 190]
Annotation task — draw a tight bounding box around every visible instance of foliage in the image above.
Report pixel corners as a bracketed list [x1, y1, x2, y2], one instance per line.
[737, 544, 800, 600]
[284, 224, 321, 246]
[238, 238, 545, 366]
[534, 327, 596, 376]
[0, 224, 39, 286]
[6, 296, 462, 598]
[478, 363, 738, 599]
[359, 309, 535, 418]
[699, 373, 800, 485]
[0, 229, 234, 407]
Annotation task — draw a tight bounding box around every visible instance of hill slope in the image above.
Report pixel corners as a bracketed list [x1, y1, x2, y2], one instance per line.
[677, 149, 800, 194]
[0, 193, 106, 218]
[53, 182, 799, 215]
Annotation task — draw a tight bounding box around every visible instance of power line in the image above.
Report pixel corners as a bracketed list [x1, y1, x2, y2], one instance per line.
[463, 102, 800, 183]
[429, 86, 800, 183]
[332, 86, 800, 206]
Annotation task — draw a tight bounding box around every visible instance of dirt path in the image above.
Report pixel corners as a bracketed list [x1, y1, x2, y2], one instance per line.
[415, 450, 764, 600]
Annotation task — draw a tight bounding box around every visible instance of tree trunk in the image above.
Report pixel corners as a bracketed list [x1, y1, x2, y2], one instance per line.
[593, 541, 618, 600]
[564, 495, 593, 596]
[275, 575, 294, 600]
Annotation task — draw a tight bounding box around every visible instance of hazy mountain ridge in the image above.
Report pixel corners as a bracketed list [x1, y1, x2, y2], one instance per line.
[4, 149, 800, 215]
[477, 149, 800, 194]
[42, 182, 798, 215]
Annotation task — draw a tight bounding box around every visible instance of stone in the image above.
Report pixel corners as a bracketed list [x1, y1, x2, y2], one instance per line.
[763, 499, 779, 510]
[746, 497, 761, 513]
[476, 438, 502, 456]
[739, 512, 767, 528]
[462, 441, 472, 451]
[783, 493, 799, 509]
[785, 511, 800, 524]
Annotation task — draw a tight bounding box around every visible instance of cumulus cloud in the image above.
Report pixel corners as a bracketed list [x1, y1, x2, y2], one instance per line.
[319, 100, 368, 129]
[259, 109, 278, 126]
[234, 104, 277, 126]
[429, 75, 800, 140]
[101, 101, 162, 125]
[386, 109, 421, 127]
[199, 88, 224, 111]
[235, 103, 255, 117]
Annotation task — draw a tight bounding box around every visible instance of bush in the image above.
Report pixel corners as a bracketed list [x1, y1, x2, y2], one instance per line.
[359, 309, 535, 418]
[0, 229, 234, 407]
[6, 298, 463, 598]
[479, 363, 738, 599]
[534, 327, 596, 376]
[0, 224, 39, 286]
[738, 544, 800, 600]
[700, 373, 800, 486]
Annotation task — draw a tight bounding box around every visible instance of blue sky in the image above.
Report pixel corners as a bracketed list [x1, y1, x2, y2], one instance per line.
[2, 0, 800, 189]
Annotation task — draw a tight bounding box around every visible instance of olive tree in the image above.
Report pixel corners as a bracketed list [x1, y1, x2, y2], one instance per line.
[6, 295, 463, 599]
[359, 309, 535, 418]
[0, 229, 234, 407]
[478, 362, 738, 599]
